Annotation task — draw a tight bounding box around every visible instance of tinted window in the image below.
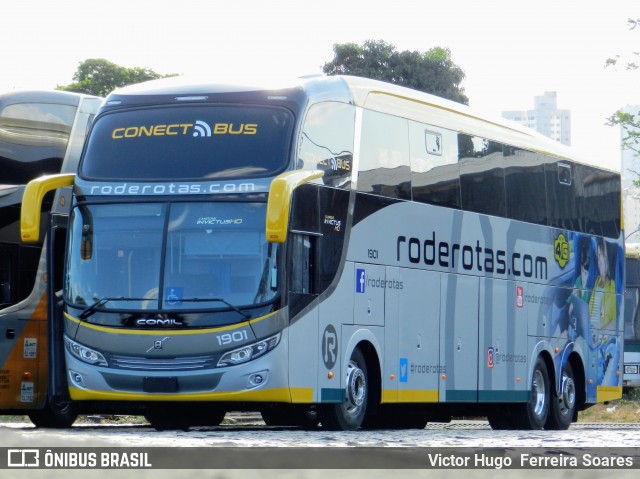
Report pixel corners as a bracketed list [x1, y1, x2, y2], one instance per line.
[546, 160, 579, 232]
[358, 110, 411, 199]
[0, 102, 76, 183]
[298, 102, 355, 188]
[410, 122, 460, 208]
[81, 105, 294, 180]
[459, 134, 505, 216]
[504, 146, 547, 224]
[582, 165, 621, 238]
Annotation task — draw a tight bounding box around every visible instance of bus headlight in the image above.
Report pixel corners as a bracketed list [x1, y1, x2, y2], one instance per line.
[217, 333, 280, 367]
[64, 336, 108, 366]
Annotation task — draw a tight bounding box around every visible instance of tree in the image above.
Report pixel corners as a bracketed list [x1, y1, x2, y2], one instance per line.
[606, 18, 640, 168]
[57, 58, 177, 97]
[323, 40, 468, 104]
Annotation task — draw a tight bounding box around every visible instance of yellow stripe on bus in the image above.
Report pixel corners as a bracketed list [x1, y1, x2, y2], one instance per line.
[382, 389, 439, 403]
[69, 386, 313, 403]
[64, 310, 278, 335]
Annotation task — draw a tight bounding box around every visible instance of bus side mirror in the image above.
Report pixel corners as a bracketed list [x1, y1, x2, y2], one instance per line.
[265, 170, 324, 243]
[21, 173, 75, 243]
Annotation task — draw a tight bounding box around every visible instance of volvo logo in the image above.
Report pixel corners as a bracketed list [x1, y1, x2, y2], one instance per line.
[146, 337, 170, 353]
[136, 318, 183, 327]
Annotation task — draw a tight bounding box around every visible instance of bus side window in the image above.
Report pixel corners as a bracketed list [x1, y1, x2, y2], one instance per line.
[297, 102, 355, 189]
[290, 234, 315, 295]
[458, 134, 506, 217]
[358, 110, 411, 200]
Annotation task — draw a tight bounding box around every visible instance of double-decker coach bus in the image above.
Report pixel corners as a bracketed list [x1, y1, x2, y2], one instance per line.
[0, 90, 101, 426]
[21, 76, 623, 430]
[623, 246, 640, 390]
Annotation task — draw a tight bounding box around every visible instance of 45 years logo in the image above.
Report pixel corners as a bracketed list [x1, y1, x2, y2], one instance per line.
[554, 233, 569, 268]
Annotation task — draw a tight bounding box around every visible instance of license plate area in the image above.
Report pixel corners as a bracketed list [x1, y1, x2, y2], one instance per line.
[143, 377, 178, 393]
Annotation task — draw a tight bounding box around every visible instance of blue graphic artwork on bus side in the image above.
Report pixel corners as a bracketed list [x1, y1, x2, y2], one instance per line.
[356, 269, 366, 293]
[399, 358, 409, 382]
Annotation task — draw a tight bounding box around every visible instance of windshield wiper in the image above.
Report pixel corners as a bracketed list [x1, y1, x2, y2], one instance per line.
[78, 296, 149, 320]
[179, 297, 252, 320]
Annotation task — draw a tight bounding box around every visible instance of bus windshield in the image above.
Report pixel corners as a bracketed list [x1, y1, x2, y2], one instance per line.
[80, 105, 294, 180]
[64, 202, 279, 316]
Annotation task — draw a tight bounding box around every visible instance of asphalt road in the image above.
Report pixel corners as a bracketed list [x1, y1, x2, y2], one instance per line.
[1, 416, 639, 479]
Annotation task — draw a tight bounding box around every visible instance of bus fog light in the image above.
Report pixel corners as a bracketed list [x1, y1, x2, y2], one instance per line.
[217, 334, 280, 367]
[69, 370, 85, 387]
[248, 371, 268, 387]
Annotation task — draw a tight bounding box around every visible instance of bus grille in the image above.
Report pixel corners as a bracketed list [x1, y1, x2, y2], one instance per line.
[109, 354, 217, 371]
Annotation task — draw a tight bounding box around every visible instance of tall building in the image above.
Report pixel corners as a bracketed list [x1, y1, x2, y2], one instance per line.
[502, 92, 571, 146]
[620, 105, 640, 242]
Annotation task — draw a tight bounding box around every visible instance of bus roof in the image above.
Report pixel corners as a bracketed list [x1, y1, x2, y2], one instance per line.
[106, 75, 610, 171]
[0, 90, 99, 107]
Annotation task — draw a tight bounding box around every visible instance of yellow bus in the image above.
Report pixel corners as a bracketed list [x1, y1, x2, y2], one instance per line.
[21, 76, 623, 430]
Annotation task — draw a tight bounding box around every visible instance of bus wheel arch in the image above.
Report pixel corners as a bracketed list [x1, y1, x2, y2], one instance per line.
[517, 353, 552, 429]
[319, 340, 380, 431]
[28, 397, 78, 428]
[546, 353, 584, 430]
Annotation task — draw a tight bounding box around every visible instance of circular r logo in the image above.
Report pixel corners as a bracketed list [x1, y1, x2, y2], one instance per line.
[322, 325, 338, 369]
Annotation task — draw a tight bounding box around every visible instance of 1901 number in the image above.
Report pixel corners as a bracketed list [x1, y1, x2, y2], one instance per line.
[216, 330, 249, 345]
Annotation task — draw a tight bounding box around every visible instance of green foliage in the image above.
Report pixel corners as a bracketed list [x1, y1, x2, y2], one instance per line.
[57, 58, 178, 97]
[605, 18, 640, 71]
[606, 18, 640, 177]
[607, 109, 640, 156]
[323, 40, 469, 105]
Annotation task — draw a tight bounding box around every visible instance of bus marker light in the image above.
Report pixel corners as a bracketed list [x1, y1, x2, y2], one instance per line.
[390, 374, 395, 380]
[441, 375, 446, 380]
[328, 372, 334, 379]
[555, 347, 559, 353]
[22, 372, 32, 380]
[516, 378, 521, 383]
[589, 379, 593, 385]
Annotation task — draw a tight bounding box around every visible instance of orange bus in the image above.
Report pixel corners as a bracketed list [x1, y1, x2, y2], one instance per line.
[0, 90, 100, 426]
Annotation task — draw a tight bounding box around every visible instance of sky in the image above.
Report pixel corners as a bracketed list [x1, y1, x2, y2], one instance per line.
[2, 0, 638, 171]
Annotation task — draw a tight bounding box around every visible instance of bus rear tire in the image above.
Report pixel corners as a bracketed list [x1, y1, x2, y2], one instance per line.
[319, 348, 368, 431]
[28, 398, 78, 428]
[545, 363, 576, 430]
[515, 356, 550, 430]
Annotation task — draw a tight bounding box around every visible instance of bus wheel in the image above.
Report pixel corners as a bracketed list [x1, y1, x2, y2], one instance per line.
[28, 398, 78, 428]
[517, 356, 550, 429]
[319, 348, 368, 431]
[144, 405, 191, 431]
[545, 363, 576, 430]
[487, 410, 516, 430]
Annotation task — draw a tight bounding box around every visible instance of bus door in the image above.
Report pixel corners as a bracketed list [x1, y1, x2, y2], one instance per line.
[384, 266, 440, 403]
[440, 274, 479, 402]
[478, 279, 529, 402]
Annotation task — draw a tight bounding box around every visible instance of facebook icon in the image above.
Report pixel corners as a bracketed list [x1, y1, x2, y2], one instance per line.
[356, 269, 366, 293]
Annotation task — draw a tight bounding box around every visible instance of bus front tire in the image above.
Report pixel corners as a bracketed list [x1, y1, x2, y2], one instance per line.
[28, 398, 78, 428]
[545, 363, 576, 430]
[319, 348, 368, 431]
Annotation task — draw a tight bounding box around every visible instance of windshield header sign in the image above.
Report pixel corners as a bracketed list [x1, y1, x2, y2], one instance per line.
[76, 179, 268, 196]
[111, 121, 258, 140]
